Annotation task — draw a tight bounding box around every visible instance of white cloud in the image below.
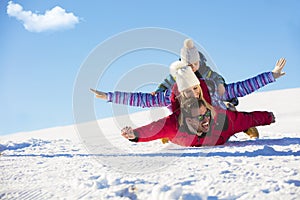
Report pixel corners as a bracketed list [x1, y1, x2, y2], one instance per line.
[7, 1, 79, 33]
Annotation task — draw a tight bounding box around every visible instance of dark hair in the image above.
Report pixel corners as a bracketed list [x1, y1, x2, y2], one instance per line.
[179, 97, 206, 126]
[181, 97, 206, 116]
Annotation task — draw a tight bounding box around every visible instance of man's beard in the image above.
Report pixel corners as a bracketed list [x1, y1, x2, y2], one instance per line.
[186, 122, 204, 136]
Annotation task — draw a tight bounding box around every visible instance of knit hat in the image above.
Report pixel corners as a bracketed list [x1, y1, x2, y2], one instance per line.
[169, 60, 186, 78]
[180, 39, 200, 65]
[175, 66, 200, 92]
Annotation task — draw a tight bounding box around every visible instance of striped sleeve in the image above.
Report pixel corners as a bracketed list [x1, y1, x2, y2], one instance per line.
[222, 72, 276, 100]
[107, 89, 172, 108]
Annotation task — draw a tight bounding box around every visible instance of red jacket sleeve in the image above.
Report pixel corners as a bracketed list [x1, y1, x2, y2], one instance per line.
[216, 109, 274, 143]
[133, 113, 179, 142]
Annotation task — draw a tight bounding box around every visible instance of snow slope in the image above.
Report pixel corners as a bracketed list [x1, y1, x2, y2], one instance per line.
[1, 88, 300, 199]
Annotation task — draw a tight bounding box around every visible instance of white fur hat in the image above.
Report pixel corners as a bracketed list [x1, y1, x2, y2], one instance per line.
[169, 60, 187, 78]
[180, 39, 200, 64]
[175, 66, 200, 92]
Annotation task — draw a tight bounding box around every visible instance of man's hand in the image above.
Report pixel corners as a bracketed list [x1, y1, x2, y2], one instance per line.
[272, 58, 286, 79]
[121, 126, 136, 140]
[90, 88, 108, 100]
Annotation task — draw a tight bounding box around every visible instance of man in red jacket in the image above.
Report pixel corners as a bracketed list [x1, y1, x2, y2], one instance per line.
[121, 97, 275, 147]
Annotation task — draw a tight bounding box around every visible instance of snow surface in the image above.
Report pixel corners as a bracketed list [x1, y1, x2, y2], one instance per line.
[1, 88, 300, 200]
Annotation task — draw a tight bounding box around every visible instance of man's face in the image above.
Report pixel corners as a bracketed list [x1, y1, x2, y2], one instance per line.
[185, 105, 211, 133]
[182, 85, 201, 98]
[188, 62, 199, 72]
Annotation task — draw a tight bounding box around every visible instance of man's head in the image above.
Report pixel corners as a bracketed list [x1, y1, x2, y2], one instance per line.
[181, 97, 211, 135]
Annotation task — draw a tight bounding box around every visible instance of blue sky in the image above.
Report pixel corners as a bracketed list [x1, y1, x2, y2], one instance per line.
[1, 0, 299, 135]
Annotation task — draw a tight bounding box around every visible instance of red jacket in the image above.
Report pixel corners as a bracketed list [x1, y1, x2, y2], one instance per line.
[132, 108, 274, 147]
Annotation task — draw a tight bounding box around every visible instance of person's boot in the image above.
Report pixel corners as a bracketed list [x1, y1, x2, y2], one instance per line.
[244, 127, 259, 138]
[226, 102, 236, 111]
[225, 102, 237, 111]
[228, 97, 239, 106]
[161, 138, 169, 144]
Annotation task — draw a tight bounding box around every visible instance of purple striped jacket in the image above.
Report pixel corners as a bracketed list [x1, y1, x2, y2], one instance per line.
[107, 72, 275, 109]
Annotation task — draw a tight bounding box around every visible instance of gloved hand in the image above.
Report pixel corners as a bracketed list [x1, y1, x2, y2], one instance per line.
[272, 58, 286, 79]
[269, 112, 276, 123]
[121, 126, 136, 140]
